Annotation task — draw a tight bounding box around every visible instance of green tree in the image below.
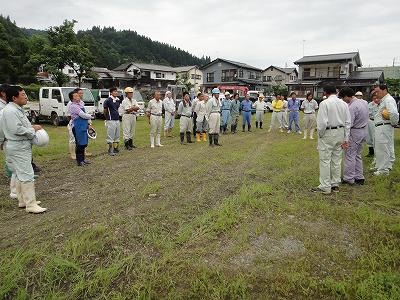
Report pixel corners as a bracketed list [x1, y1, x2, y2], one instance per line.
[386, 78, 400, 97]
[272, 84, 288, 96]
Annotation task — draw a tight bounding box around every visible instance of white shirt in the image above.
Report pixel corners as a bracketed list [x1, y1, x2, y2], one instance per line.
[301, 99, 318, 113]
[375, 93, 399, 125]
[146, 98, 163, 115]
[253, 100, 265, 111]
[121, 97, 139, 114]
[162, 97, 175, 114]
[196, 100, 209, 122]
[316, 95, 351, 141]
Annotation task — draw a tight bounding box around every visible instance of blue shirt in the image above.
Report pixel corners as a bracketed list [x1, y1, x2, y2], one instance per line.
[221, 99, 232, 111]
[240, 100, 252, 112]
[288, 98, 301, 111]
[103, 97, 121, 120]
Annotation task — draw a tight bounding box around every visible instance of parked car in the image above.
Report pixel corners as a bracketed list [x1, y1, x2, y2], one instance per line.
[93, 89, 123, 117]
[28, 87, 96, 126]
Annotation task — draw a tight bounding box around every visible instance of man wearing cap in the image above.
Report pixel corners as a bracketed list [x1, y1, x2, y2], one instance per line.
[207, 88, 222, 146]
[104, 87, 121, 156]
[300, 92, 318, 139]
[253, 94, 265, 129]
[230, 93, 240, 133]
[163, 91, 175, 138]
[366, 92, 380, 157]
[220, 92, 232, 134]
[268, 95, 284, 132]
[339, 88, 369, 185]
[311, 85, 351, 194]
[372, 84, 399, 176]
[240, 94, 252, 132]
[146, 90, 164, 148]
[0, 86, 47, 213]
[121, 87, 140, 150]
[287, 92, 301, 134]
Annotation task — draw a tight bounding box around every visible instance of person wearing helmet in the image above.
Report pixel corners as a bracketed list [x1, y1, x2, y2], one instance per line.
[177, 91, 194, 144]
[68, 90, 94, 166]
[195, 93, 208, 142]
[104, 87, 122, 155]
[207, 88, 222, 146]
[338, 87, 369, 185]
[0, 86, 47, 213]
[253, 94, 265, 129]
[146, 90, 164, 148]
[220, 92, 232, 134]
[163, 91, 175, 138]
[372, 84, 399, 176]
[121, 87, 140, 150]
[366, 92, 380, 158]
[230, 93, 240, 133]
[240, 93, 252, 132]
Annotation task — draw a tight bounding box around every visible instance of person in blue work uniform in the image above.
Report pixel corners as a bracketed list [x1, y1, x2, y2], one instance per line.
[240, 93, 252, 132]
[68, 90, 94, 166]
[220, 92, 232, 134]
[1, 86, 47, 213]
[287, 91, 302, 134]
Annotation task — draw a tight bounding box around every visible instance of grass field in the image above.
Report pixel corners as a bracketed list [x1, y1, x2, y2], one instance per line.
[1, 114, 399, 299]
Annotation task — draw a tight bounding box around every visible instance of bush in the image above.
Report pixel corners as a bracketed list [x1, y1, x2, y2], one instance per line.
[21, 83, 42, 101]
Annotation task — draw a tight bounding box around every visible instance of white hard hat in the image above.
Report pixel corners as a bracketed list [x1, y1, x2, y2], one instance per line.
[224, 91, 231, 96]
[124, 87, 134, 93]
[87, 127, 97, 139]
[32, 129, 49, 147]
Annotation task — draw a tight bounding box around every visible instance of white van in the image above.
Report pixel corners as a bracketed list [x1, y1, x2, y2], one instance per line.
[29, 87, 96, 126]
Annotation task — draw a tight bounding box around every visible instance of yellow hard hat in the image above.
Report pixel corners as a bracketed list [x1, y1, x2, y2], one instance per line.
[382, 109, 390, 120]
[124, 87, 134, 93]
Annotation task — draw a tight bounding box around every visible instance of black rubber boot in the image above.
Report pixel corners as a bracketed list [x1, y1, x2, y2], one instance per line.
[186, 132, 194, 143]
[366, 147, 374, 157]
[231, 125, 234, 133]
[214, 134, 222, 146]
[260, 122, 263, 129]
[209, 134, 214, 146]
[242, 125, 245, 132]
[248, 124, 252, 132]
[108, 143, 115, 156]
[256, 121, 258, 128]
[180, 132, 185, 144]
[129, 139, 136, 149]
[124, 140, 130, 150]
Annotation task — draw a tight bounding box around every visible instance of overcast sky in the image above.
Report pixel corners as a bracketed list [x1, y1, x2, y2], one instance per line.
[3, 0, 400, 68]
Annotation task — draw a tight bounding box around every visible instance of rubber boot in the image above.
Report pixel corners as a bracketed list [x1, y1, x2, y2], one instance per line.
[209, 134, 214, 146]
[310, 129, 314, 139]
[10, 173, 17, 199]
[164, 130, 167, 138]
[156, 134, 163, 147]
[150, 135, 155, 148]
[231, 125, 234, 133]
[242, 125, 245, 132]
[186, 132, 194, 143]
[180, 132, 185, 144]
[260, 122, 263, 129]
[234, 124, 237, 133]
[248, 124, 252, 132]
[124, 140, 131, 150]
[214, 134, 222, 146]
[16, 179, 25, 208]
[302, 129, 307, 140]
[202, 132, 207, 141]
[108, 143, 115, 156]
[22, 181, 47, 214]
[256, 121, 258, 128]
[69, 143, 76, 160]
[196, 132, 201, 142]
[113, 142, 120, 153]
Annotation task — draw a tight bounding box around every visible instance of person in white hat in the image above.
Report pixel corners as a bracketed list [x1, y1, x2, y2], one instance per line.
[0, 86, 47, 213]
[121, 87, 140, 150]
[146, 90, 164, 148]
[372, 84, 399, 175]
[355, 91, 363, 99]
[253, 94, 265, 129]
[207, 88, 222, 146]
[163, 91, 175, 138]
[220, 92, 232, 134]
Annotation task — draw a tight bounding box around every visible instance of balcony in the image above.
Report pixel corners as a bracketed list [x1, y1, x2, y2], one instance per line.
[221, 77, 236, 82]
[302, 72, 340, 80]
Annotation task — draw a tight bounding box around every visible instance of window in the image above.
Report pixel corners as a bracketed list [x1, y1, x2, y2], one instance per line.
[42, 89, 49, 98]
[221, 69, 237, 82]
[68, 69, 74, 74]
[196, 75, 201, 80]
[303, 68, 311, 78]
[156, 72, 162, 78]
[267, 76, 272, 82]
[239, 69, 243, 78]
[51, 89, 61, 102]
[206, 72, 214, 82]
[191, 74, 195, 79]
[262, 76, 266, 82]
[249, 72, 255, 79]
[256, 72, 261, 80]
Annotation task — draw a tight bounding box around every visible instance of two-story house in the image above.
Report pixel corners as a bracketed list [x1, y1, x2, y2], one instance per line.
[114, 62, 177, 89]
[287, 52, 384, 99]
[200, 58, 265, 95]
[173, 66, 203, 91]
[262, 66, 298, 92]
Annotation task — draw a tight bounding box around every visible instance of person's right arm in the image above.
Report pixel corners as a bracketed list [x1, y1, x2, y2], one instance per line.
[103, 99, 110, 120]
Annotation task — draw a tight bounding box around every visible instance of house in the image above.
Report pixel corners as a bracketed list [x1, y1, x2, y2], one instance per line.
[262, 66, 298, 86]
[359, 66, 400, 80]
[287, 52, 384, 99]
[114, 62, 176, 89]
[88, 67, 137, 89]
[200, 58, 265, 95]
[173, 66, 203, 91]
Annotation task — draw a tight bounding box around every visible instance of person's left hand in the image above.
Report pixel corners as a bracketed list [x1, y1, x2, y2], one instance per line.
[341, 142, 349, 150]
